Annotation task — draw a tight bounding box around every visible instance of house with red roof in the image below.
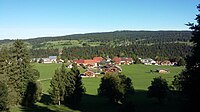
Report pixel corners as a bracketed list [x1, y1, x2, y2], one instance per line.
[113, 57, 121, 65]
[74, 57, 103, 68]
[84, 59, 98, 67]
[112, 57, 133, 65]
[74, 59, 85, 65]
[93, 57, 103, 63]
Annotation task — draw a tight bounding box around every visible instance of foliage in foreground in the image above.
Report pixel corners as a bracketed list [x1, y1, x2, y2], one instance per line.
[66, 64, 85, 107]
[147, 76, 169, 103]
[0, 40, 42, 111]
[0, 81, 8, 111]
[173, 4, 200, 112]
[98, 74, 134, 104]
[49, 63, 85, 107]
[49, 64, 71, 105]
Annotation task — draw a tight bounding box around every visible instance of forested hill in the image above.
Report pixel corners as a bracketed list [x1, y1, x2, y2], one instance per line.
[0, 31, 191, 45]
[0, 31, 192, 60]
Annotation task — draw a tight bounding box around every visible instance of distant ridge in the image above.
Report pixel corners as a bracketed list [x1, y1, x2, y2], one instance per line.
[0, 30, 191, 45]
[0, 30, 191, 40]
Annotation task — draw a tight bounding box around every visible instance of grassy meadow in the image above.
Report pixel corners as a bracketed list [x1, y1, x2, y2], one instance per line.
[33, 39, 102, 49]
[11, 63, 185, 112]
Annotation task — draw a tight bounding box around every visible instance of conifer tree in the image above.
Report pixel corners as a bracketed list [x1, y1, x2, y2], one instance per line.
[0, 81, 8, 111]
[7, 40, 30, 105]
[0, 46, 9, 80]
[22, 81, 42, 106]
[48, 63, 85, 107]
[66, 64, 85, 107]
[22, 69, 42, 106]
[49, 64, 68, 105]
[173, 4, 200, 112]
[6, 40, 41, 106]
[0, 47, 9, 110]
[63, 70, 76, 105]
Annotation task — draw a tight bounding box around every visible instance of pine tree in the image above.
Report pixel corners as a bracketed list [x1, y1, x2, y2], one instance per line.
[0, 81, 9, 111]
[6, 40, 40, 106]
[175, 57, 186, 66]
[49, 64, 68, 105]
[173, 4, 200, 112]
[49, 63, 84, 106]
[7, 58, 21, 106]
[22, 68, 42, 106]
[49, 64, 76, 105]
[63, 70, 76, 105]
[22, 81, 42, 106]
[0, 46, 9, 80]
[66, 64, 85, 107]
[0, 47, 9, 110]
[7, 40, 30, 105]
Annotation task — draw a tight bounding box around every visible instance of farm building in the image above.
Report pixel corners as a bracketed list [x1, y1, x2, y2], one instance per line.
[156, 68, 170, 74]
[103, 65, 122, 74]
[33, 56, 59, 63]
[139, 58, 157, 65]
[74, 57, 103, 68]
[160, 60, 172, 66]
[79, 70, 95, 77]
[93, 57, 103, 63]
[112, 57, 133, 65]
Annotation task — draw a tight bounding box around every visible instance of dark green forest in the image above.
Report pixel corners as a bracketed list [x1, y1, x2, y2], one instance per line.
[60, 43, 191, 60]
[0, 31, 192, 60]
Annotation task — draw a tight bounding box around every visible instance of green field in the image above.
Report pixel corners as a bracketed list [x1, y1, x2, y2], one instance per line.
[11, 64, 185, 112]
[33, 63, 61, 80]
[33, 39, 102, 49]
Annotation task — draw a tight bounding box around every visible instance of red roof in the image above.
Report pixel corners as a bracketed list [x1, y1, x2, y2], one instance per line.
[84, 60, 97, 64]
[75, 59, 84, 64]
[113, 57, 121, 63]
[121, 58, 133, 61]
[93, 57, 103, 62]
[75, 59, 98, 65]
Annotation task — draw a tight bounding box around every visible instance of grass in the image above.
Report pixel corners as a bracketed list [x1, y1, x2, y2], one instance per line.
[121, 64, 184, 90]
[11, 63, 185, 112]
[35, 39, 102, 49]
[32, 63, 62, 80]
[82, 78, 101, 95]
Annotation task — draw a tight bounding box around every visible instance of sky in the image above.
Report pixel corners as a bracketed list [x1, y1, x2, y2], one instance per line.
[0, 0, 199, 40]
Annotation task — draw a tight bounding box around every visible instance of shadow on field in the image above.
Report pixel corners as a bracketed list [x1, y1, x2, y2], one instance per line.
[19, 93, 55, 112]
[132, 90, 186, 112]
[19, 104, 55, 112]
[80, 94, 120, 112]
[19, 90, 185, 112]
[40, 93, 52, 105]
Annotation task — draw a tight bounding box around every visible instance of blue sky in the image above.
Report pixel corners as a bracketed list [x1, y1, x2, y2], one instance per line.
[0, 0, 199, 39]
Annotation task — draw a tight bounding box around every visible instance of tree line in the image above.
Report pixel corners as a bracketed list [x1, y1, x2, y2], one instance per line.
[30, 42, 191, 62]
[1, 31, 192, 61]
[60, 43, 191, 60]
[0, 31, 192, 61]
[0, 31, 191, 46]
[24, 30, 193, 44]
